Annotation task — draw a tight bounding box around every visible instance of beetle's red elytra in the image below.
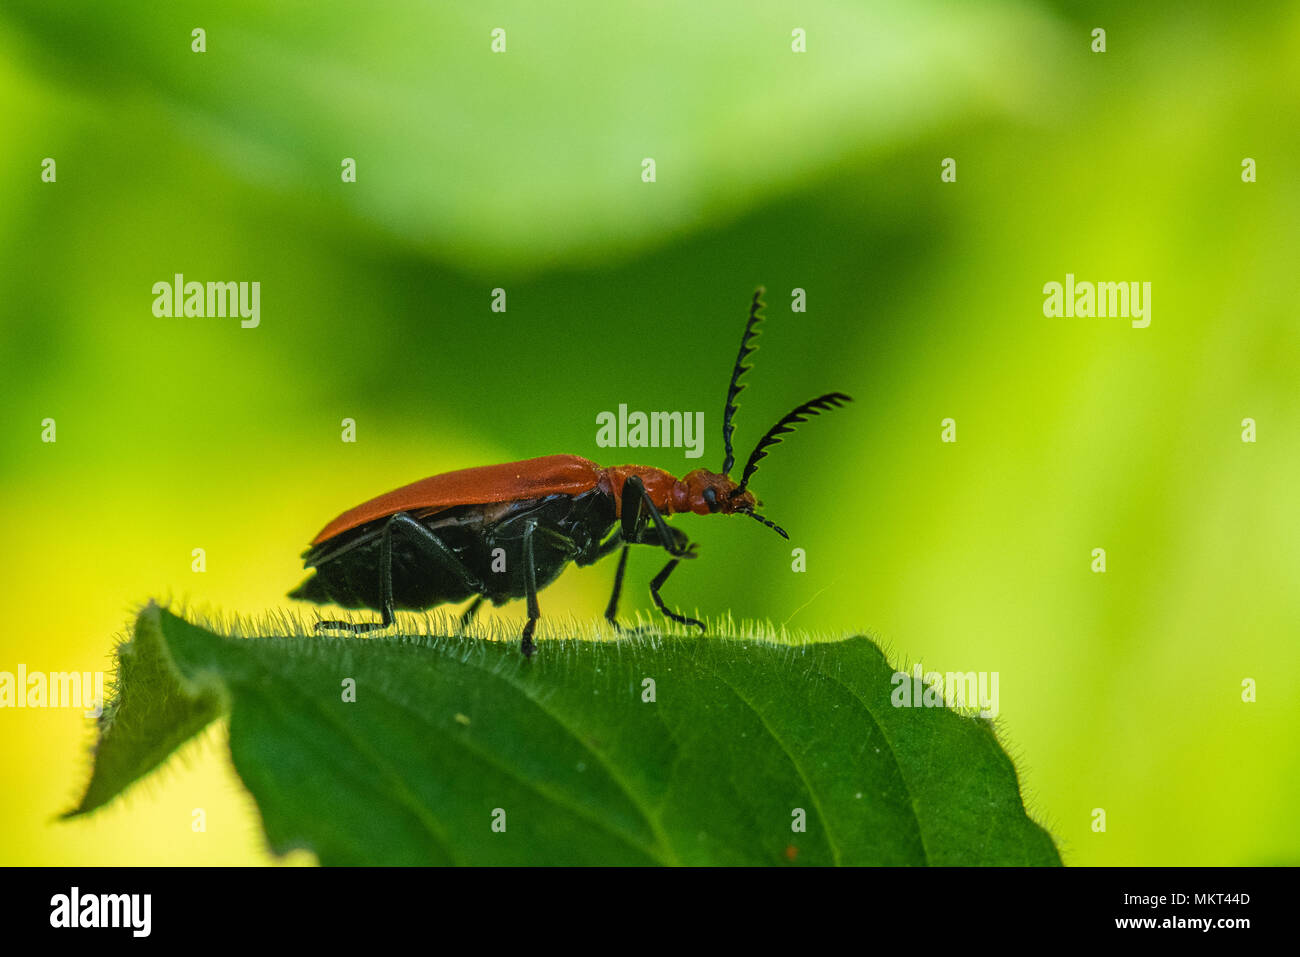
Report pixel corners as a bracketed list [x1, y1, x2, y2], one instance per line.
[290, 288, 852, 657]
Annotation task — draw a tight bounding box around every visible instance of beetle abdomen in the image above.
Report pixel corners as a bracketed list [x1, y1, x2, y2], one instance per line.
[290, 490, 619, 616]
[292, 526, 481, 611]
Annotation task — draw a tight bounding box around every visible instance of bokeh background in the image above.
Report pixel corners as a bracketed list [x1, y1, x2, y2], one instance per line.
[2, 1, 1297, 866]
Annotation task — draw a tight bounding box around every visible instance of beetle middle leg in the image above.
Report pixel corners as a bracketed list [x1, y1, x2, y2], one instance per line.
[604, 544, 631, 628]
[315, 512, 483, 634]
[519, 520, 580, 658]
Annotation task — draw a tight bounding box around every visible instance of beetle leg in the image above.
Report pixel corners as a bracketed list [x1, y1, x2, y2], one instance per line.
[649, 557, 705, 631]
[622, 475, 693, 557]
[604, 545, 632, 629]
[458, 595, 485, 628]
[513, 521, 582, 656]
[613, 475, 703, 631]
[606, 539, 702, 631]
[315, 512, 482, 634]
[520, 519, 542, 657]
[584, 529, 624, 565]
[313, 513, 401, 633]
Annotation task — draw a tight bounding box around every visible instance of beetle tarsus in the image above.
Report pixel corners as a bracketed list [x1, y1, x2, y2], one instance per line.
[315, 616, 390, 634]
[521, 619, 537, 658]
[458, 596, 484, 629]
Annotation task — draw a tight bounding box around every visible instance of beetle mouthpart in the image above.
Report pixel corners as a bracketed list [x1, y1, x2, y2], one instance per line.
[728, 489, 763, 508]
[745, 510, 789, 540]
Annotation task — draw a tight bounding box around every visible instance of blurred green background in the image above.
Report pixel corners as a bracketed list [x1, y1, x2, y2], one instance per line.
[2, 1, 1297, 866]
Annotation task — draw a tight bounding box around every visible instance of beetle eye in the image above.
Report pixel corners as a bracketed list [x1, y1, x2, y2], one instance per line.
[703, 487, 721, 512]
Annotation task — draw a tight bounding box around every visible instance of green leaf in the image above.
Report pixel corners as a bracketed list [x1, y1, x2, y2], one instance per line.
[68, 604, 1059, 866]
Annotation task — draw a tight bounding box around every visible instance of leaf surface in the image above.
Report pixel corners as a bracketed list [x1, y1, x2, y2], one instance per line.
[69, 605, 1060, 866]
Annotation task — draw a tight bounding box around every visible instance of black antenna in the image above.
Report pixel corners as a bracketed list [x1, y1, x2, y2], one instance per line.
[722, 288, 766, 475]
[745, 510, 789, 540]
[735, 392, 853, 495]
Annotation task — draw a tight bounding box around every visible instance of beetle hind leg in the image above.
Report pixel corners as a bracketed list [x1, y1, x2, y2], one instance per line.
[313, 519, 400, 634]
[314, 512, 483, 636]
[314, 614, 393, 634]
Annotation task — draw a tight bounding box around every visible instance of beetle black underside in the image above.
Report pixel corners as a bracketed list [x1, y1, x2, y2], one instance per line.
[290, 490, 618, 612]
[290, 475, 703, 656]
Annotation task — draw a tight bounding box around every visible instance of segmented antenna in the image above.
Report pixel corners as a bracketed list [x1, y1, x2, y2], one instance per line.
[735, 392, 854, 494]
[721, 288, 766, 475]
[745, 510, 789, 540]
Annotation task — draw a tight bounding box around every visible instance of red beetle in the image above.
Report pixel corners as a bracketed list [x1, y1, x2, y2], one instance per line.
[290, 289, 851, 656]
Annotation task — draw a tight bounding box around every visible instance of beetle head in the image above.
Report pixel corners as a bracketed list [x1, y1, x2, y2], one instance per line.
[678, 469, 755, 517]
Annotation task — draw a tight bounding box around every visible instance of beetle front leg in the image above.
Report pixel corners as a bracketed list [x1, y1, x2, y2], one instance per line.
[613, 476, 703, 632]
[605, 540, 701, 631]
[649, 556, 704, 631]
[621, 475, 693, 557]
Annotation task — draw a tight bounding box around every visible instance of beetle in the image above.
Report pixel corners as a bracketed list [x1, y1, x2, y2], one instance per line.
[289, 288, 851, 656]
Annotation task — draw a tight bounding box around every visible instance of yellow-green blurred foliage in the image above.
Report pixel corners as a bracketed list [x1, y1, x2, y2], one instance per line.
[1, 1, 1297, 865]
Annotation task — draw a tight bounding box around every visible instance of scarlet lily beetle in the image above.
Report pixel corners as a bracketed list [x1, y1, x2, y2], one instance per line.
[290, 288, 852, 657]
